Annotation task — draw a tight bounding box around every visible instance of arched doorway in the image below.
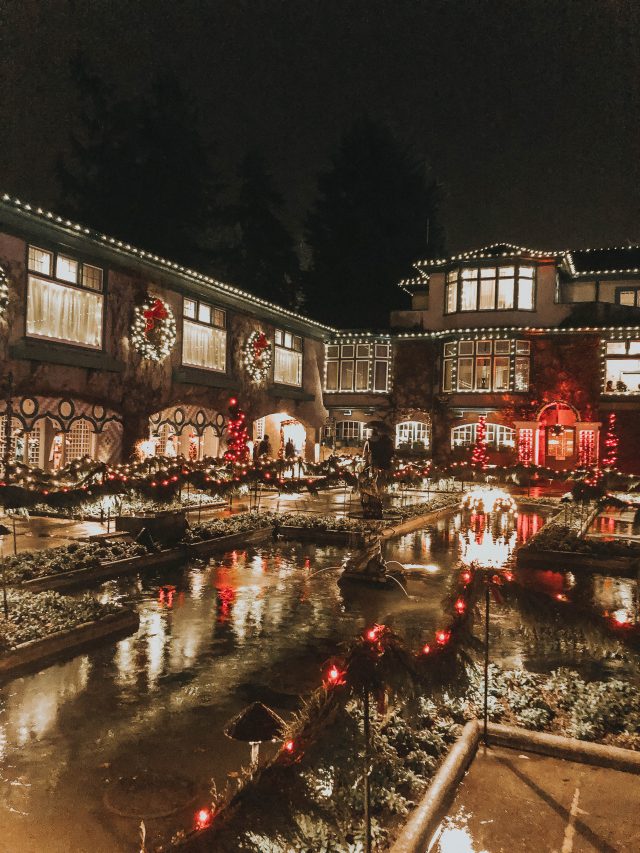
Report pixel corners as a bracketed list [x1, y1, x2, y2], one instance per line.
[253, 413, 310, 460]
[515, 402, 600, 469]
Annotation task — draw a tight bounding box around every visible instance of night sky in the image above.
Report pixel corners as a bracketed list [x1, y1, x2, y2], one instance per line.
[2, 0, 639, 253]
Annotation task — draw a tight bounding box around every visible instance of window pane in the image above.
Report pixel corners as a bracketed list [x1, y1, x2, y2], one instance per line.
[56, 255, 78, 283]
[27, 276, 103, 348]
[355, 344, 370, 358]
[443, 342, 456, 357]
[373, 360, 388, 391]
[213, 308, 226, 328]
[629, 340, 640, 355]
[445, 280, 457, 313]
[495, 340, 510, 354]
[28, 246, 52, 275]
[341, 344, 354, 358]
[293, 336, 302, 352]
[284, 332, 293, 349]
[375, 344, 389, 358]
[459, 341, 474, 355]
[515, 357, 530, 391]
[457, 357, 473, 390]
[326, 344, 340, 359]
[460, 278, 477, 311]
[443, 358, 454, 392]
[198, 302, 212, 324]
[499, 266, 515, 277]
[183, 299, 196, 318]
[480, 267, 496, 278]
[275, 346, 302, 385]
[461, 268, 476, 279]
[519, 266, 535, 278]
[475, 357, 492, 389]
[275, 329, 283, 345]
[182, 320, 226, 371]
[518, 277, 534, 310]
[476, 340, 492, 355]
[355, 360, 369, 390]
[516, 340, 530, 354]
[479, 278, 495, 310]
[446, 269, 458, 281]
[494, 356, 510, 391]
[619, 291, 636, 306]
[340, 361, 354, 390]
[605, 358, 640, 393]
[497, 278, 514, 309]
[326, 361, 339, 390]
[606, 341, 626, 355]
[82, 264, 103, 291]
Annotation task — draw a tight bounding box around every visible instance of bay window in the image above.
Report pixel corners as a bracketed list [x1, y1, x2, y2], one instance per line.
[396, 421, 430, 450]
[444, 264, 536, 314]
[274, 329, 303, 386]
[182, 298, 226, 372]
[26, 245, 103, 349]
[452, 423, 515, 449]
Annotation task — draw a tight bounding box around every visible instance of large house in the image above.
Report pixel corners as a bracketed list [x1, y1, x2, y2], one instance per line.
[0, 195, 639, 473]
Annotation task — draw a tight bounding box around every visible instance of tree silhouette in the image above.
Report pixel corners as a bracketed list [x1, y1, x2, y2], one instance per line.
[219, 151, 301, 309]
[304, 116, 444, 328]
[58, 55, 222, 267]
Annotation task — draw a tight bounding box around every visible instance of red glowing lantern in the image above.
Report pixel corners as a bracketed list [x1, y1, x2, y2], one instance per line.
[422, 643, 431, 655]
[461, 570, 472, 584]
[454, 598, 466, 614]
[436, 629, 450, 645]
[195, 807, 212, 830]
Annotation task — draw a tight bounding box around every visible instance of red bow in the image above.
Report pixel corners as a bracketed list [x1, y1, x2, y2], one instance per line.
[143, 298, 168, 332]
[253, 333, 269, 357]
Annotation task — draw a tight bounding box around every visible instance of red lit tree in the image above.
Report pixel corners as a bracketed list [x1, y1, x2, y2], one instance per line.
[601, 412, 619, 469]
[224, 398, 250, 463]
[470, 416, 489, 471]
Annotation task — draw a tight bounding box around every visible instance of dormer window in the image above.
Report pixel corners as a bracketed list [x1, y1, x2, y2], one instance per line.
[444, 265, 536, 314]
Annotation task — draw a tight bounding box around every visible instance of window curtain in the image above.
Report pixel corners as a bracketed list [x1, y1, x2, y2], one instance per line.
[275, 347, 302, 385]
[182, 320, 226, 371]
[27, 276, 103, 348]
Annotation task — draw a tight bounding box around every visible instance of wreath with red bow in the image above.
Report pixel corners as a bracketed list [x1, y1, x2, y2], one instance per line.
[243, 330, 272, 382]
[131, 295, 177, 362]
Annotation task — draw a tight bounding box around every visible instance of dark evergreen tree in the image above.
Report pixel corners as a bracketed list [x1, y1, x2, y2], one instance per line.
[219, 150, 302, 309]
[58, 55, 222, 267]
[305, 116, 444, 328]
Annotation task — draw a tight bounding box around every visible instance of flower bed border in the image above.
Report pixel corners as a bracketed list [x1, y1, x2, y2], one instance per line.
[0, 608, 140, 676]
[517, 548, 638, 575]
[186, 526, 273, 556]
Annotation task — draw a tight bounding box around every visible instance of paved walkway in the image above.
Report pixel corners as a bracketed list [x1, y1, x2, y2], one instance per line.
[434, 745, 640, 852]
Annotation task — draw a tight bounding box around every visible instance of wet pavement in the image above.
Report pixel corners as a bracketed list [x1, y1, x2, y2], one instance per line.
[0, 502, 637, 851]
[434, 744, 640, 853]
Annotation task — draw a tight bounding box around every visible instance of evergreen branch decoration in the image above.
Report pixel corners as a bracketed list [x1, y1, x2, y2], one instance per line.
[130, 294, 177, 361]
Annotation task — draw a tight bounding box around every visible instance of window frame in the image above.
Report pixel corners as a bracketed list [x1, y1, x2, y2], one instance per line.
[442, 264, 537, 315]
[274, 328, 303, 386]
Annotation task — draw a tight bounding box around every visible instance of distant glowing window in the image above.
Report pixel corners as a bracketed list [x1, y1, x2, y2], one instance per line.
[396, 421, 430, 450]
[444, 264, 536, 314]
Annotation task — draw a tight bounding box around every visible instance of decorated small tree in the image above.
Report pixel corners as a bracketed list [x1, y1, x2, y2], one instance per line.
[470, 416, 489, 472]
[224, 398, 250, 463]
[601, 412, 618, 469]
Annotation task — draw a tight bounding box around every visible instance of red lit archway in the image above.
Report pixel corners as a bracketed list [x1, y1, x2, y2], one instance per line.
[515, 401, 601, 470]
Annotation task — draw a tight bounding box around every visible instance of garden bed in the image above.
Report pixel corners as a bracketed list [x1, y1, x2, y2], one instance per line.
[19, 548, 186, 592]
[186, 526, 273, 557]
[0, 590, 138, 676]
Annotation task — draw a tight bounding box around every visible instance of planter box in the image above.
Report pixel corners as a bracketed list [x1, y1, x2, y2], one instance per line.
[186, 526, 273, 557]
[0, 608, 139, 677]
[277, 526, 366, 547]
[19, 548, 186, 593]
[517, 548, 638, 576]
[116, 510, 187, 544]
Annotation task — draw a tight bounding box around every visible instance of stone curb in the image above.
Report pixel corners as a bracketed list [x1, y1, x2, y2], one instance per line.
[389, 719, 480, 853]
[486, 722, 640, 775]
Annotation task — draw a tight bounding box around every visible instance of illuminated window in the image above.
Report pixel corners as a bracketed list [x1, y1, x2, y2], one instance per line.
[443, 265, 536, 314]
[67, 419, 94, 461]
[396, 421, 430, 450]
[325, 339, 391, 392]
[26, 246, 104, 349]
[441, 339, 530, 393]
[617, 288, 640, 307]
[182, 298, 226, 372]
[604, 338, 640, 394]
[452, 422, 515, 448]
[274, 329, 303, 386]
